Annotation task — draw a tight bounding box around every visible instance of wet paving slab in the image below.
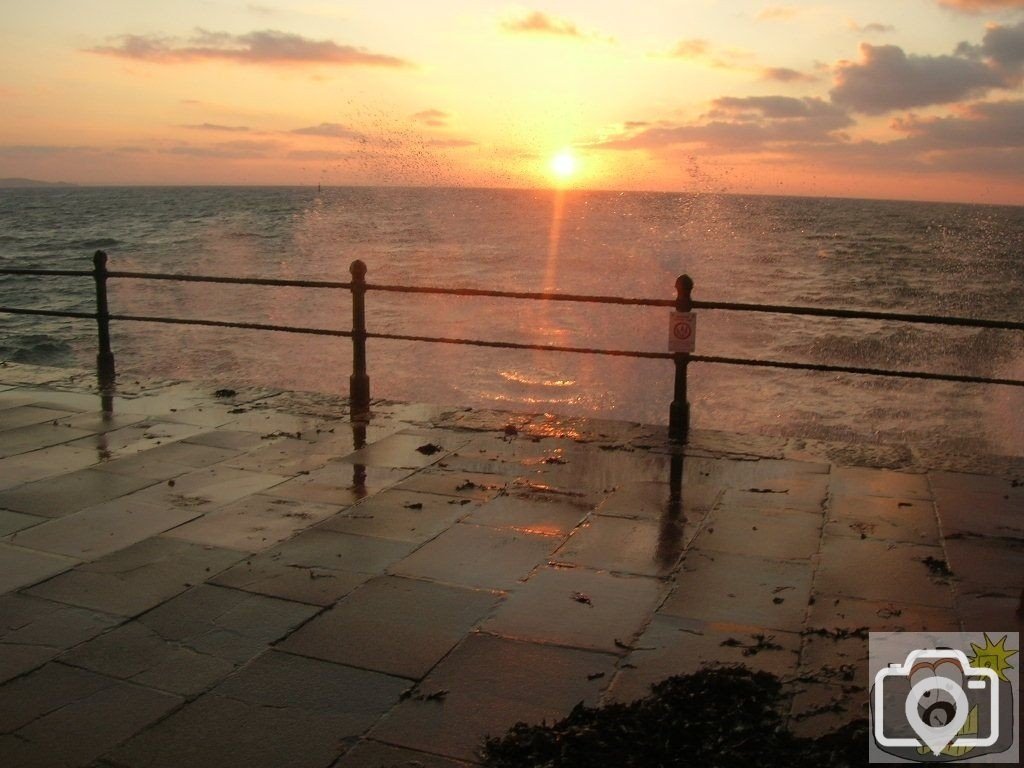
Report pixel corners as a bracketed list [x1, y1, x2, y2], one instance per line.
[0, 364, 1020, 766]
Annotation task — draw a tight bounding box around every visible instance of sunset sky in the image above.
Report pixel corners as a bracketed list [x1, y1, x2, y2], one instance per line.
[1, 0, 1022, 203]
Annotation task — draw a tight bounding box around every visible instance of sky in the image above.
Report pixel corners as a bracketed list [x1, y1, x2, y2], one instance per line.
[1, 0, 1022, 203]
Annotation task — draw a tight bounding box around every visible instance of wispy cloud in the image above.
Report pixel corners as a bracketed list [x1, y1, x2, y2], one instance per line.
[937, 0, 1024, 13]
[88, 29, 412, 68]
[662, 38, 753, 69]
[760, 67, 817, 83]
[425, 138, 476, 148]
[501, 11, 612, 42]
[290, 123, 366, 140]
[411, 109, 449, 127]
[167, 139, 279, 158]
[181, 123, 251, 132]
[846, 20, 895, 34]
[594, 96, 853, 151]
[756, 5, 800, 22]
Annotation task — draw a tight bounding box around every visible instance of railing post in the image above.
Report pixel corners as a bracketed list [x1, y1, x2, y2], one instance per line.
[92, 250, 116, 414]
[349, 259, 371, 418]
[668, 273, 693, 442]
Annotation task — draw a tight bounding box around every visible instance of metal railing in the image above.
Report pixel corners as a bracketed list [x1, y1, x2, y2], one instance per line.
[2, 250, 1023, 442]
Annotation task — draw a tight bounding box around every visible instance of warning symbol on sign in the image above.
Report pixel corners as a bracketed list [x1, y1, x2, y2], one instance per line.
[668, 311, 696, 353]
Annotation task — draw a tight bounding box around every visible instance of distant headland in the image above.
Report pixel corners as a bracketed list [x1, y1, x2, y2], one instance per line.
[0, 177, 77, 188]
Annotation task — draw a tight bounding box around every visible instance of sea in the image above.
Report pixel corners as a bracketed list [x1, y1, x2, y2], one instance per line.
[1, 186, 1022, 457]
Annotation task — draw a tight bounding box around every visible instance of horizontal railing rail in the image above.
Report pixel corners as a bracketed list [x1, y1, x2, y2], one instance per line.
[1, 253, 1022, 440]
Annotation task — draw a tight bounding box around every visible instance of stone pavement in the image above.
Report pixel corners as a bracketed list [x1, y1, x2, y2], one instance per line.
[0, 362, 1020, 767]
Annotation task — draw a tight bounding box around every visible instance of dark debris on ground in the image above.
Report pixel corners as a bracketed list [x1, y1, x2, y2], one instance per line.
[481, 667, 867, 768]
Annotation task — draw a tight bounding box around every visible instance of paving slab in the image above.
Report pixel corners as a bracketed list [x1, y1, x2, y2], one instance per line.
[943, 537, 1024, 594]
[8, 495, 203, 560]
[932, 486, 1024, 539]
[369, 633, 614, 763]
[211, 528, 416, 605]
[63, 584, 316, 693]
[804, 594, 959, 632]
[0, 509, 46, 536]
[222, 437, 340, 474]
[0, 405, 76, 431]
[263, 463, 412, 505]
[66, 420, 209, 458]
[52, 409, 148, 434]
[336, 431, 467, 470]
[464, 492, 587, 537]
[0, 422, 96, 459]
[26, 538, 243, 616]
[606, 614, 802, 704]
[829, 466, 931, 500]
[0, 543, 77, 593]
[0, 468, 159, 518]
[389, 522, 559, 590]
[164, 494, 341, 552]
[552, 515, 688, 575]
[691, 504, 823, 561]
[130, 465, 289, 511]
[334, 741, 476, 768]
[595, 479, 721, 521]
[0, 593, 121, 650]
[0, 644, 57, 687]
[111, 650, 408, 768]
[393, 469, 508, 501]
[825, 494, 939, 544]
[0, 444, 99, 491]
[660, 549, 814, 632]
[0, 387, 97, 410]
[280, 575, 500, 679]
[812, 535, 954, 608]
[61, 620, 237, 696]
[483, 566, 665, 653]
[320, 489, 479, 543]
[0, 661, 122, 733]
[184, 428, 273, 451]
[12, 670, 182, 767]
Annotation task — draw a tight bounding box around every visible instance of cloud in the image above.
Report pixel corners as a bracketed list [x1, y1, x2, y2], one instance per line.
[890, 99, 1024, 148]
[594, 96, 853, 151]
[88, 29, 412, 67]
[937, 0, 1024, 13]
[167, 140, 279, 158]
[287, 149, 357, 160]
[662, 38, 754, 69]
[756, 5, 800, 22]
[958, 19, 1024, 75]
[424, 138, 477, 148]
[760, 66, 817, 82]
[846, 20, 895, 34]
[503, 11, 582, 37]
[181, 123, 251, 132]
[411, 109, 449, 127]
[290, 123, 365, 140]
[501, 10, 611, 41]
[830, 43, 1004, 113]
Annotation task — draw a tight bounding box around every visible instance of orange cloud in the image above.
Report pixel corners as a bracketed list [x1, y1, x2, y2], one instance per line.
[411, 109, 450, 127]
[88, 29, 412, 68]
[756, 6, 800, 22]
[760, 67, 817, 82]
[181, 123, 251, 132]
[501, 11, 612, 42]
[937, 0, 1024, 12]
[290, 123, 366, 140]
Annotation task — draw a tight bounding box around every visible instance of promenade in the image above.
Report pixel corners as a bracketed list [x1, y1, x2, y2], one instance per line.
[0, 362, 1020, 767]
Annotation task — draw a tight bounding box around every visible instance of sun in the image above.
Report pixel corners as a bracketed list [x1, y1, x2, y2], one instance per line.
[550, 150, 578, 180]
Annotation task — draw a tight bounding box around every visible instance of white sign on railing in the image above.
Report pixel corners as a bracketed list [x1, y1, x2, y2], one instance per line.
[668, 311, 696, 353]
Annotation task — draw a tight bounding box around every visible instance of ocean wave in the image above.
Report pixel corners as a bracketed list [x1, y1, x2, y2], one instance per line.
[0, 335, 75, 365]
